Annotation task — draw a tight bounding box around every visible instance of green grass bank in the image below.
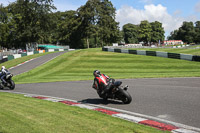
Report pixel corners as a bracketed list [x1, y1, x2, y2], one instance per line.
[13, 48, 200, 84]
[0, 92, 168, 133]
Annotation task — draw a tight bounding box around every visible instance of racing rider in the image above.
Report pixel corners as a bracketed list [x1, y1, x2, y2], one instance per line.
[92, 70, 113, 98]
[0, 66, 9, 86]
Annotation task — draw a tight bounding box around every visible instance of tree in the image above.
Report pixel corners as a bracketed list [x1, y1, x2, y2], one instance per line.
[0, 4, 20, 48]
[194, 21, 200, 43]
[138, 20, 152, 45]
[77, 0, 100, 48]
[0, 4, 9, 48]
[77, 0, 120, 48]
[0, 0, 120, 49]
[177, 21, 195, 43]
[98, 0, 120, 46]
[123, 23, 139, 44]
[7, 0, 56, 48]
[150, 21, 165, 44]
[52, 10, 82, 48]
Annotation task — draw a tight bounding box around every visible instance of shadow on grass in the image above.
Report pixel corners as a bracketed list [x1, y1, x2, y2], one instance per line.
[79, 98, 123, 105]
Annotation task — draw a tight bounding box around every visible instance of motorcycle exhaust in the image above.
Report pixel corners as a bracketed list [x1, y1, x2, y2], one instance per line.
[124, 85, 129, 90]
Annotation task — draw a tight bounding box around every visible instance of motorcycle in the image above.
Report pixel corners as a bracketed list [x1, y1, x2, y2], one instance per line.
[0, 73, 15, 90]
[93, 78, 132, 104]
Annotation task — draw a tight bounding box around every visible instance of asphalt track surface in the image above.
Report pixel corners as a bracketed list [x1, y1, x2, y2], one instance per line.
[4, 51, 200, 129]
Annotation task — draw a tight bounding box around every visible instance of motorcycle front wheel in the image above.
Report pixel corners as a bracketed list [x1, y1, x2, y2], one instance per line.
[118, 89, 132, 104]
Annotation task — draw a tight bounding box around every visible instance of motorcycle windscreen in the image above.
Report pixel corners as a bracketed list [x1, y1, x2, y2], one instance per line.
[114, 81, 122, 87]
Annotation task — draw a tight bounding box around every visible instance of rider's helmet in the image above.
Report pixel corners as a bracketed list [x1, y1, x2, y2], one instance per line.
[93, 70, 101, 77]
[1, 66, 5, 70]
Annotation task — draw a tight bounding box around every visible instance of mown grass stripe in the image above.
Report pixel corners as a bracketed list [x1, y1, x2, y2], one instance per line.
[0, 92, 166, 133]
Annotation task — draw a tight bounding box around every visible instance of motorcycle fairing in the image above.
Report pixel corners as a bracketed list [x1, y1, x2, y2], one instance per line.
[96, 74, 109, 85]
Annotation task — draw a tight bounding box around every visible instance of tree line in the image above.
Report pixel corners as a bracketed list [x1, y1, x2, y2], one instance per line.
[1, 0, 166, 49]
[167, 21, 200, 44]
[123, 21, 165, 45]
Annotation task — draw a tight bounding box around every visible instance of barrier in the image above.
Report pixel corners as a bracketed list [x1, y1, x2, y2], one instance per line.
[102, 47, 108, 51]
[114, 49, 121, 53]
[0, 48, 68, 62]
[27, 52, 34, 56]
[137, 50, 146, 55]
[108, 48, 114, 52]
[0, 57, 8, 63]
[34, 51, 39, 54]
[102, 47, 200, 62]
[156, 51, 168, 58]
[7, 55, 14, 60]
[48, 49, 55, 52]
[128, 50, 137, 54]
[180, 54, 193, 61]
[121, 49, 129, 53]
[192, 56, 200, 62]
[168, 53, 180, 59]
[146, 51, 156, 56]
[21, 53, 27, 57]
[13, 54, 22, 59]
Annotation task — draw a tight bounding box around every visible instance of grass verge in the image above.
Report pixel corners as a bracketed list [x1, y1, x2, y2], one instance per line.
[0, 92, 168, 133]
[13, 48, 200, 84]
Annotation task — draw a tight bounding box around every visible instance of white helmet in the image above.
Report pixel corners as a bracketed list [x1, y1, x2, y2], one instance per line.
[1, 66, 5, 69]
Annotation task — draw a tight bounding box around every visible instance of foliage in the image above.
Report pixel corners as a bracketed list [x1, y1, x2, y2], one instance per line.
[77, 0, 120, 48]
[1, 0, 199, 49]
[0, 0, 120, 49]
[138, 20, 152, 44]
[194, 21, 200, 43]
[123, 21, 165, 44]
[4, 0, 56, 48]
[168, 21, 200, 44]
[150, 21, 165, 43]
[123, 23, 139, 44]
[0, 4, 19, 48]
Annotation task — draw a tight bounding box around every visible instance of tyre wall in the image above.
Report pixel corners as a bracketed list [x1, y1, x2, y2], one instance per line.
[102, 47, 200, 62]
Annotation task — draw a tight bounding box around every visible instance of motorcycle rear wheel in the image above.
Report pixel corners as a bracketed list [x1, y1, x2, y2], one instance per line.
[8, 80, 15, 90]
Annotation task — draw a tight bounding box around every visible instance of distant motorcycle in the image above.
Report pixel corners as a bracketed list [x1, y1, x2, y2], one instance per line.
[93, 79, 132, 104]
[0, 73, 15, 90]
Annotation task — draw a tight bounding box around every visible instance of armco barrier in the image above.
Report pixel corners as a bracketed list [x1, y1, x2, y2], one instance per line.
[102, 47, 200, 62]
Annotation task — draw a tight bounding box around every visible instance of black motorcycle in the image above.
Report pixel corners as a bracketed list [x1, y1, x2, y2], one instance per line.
[94, 79, 132, 104]
[0, 73, 15, 90]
